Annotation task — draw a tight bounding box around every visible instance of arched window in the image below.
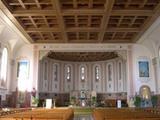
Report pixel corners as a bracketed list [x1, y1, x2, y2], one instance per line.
[53, 64, 58, 81]
[80, 66, 85, 81]
[0, 47, 8, 83]
[118, 62, 122, 80]
[17, 60, 29, 91]
[66, 66, 71, 82]
[95, 66, 100, 82]
[159, 47, 160, 57]
[44, 62, 48, 80]
[108, 64, 112, 81]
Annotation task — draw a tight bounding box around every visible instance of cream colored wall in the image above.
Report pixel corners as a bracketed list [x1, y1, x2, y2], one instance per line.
[0, 15, 26, 100]
[11, 45, 34, 92]
[39, 57, 126, 94]
[131, 44, 155, 94]
[137, 16, 160, 94]
[0, 9, 159, 103]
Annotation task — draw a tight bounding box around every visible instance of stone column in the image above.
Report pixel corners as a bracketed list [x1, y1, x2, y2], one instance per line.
[101, 62, 106, 93]
[126, 46, 134, 101]
[88, 63, 92, 91]
[33, 45, 40, 96]
[152, 57, 160, 94]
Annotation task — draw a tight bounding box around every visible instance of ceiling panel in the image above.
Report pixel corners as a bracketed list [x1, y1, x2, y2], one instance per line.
[1, 0, 160, 43]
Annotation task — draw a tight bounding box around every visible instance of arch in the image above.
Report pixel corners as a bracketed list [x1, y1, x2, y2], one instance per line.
[107, 63, 113, 81]
[118, 60, 123, 80]
[93, 64, 101, 82]
[79, 64, 87, 90]
[64, 64, 73, 92]
[65, 64, 72, 82]
[106, 62, 114, 92]
[53, 63, 60, 81]
[79, 64, 87, 82]
[139, 85, 151, 100]
[52, 63, 60, 92]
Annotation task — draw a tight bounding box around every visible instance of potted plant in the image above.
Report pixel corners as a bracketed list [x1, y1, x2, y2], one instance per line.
[31, 88, 39, 107]
[31, 96, 39, 107]
[70, 96, 76, 106]
[134, 96, 141, 107]
[151, 95, 158, 107]
[91, 96, 97, 107]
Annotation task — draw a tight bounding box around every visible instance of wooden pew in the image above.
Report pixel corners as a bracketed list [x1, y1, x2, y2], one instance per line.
[93, 108, 160, 120]
[0, 108, 74, 120]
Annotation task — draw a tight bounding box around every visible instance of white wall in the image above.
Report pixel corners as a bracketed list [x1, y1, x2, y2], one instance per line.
[137, 16, 160, 94]
[39, 57, 126, 94]
[131, 44, 155, 94]
[11, 45, 34, 92]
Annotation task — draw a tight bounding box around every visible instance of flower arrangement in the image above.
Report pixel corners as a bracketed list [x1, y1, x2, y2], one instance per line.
[31, 88, 39, 106]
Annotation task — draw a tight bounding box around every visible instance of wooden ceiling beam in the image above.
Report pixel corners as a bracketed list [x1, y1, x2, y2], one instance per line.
[67, 28, 100, 32]
[89, 0, 93, 8]
[51, 0, 68, 43]
[125, 0, 132, 8]
[111, 10, 153, 16]
[43, 16, 49, 27]
[98, 0, 115, 42]
[13, 10, 56, 16]
[62, 9, 104, 15]
[73, 0, 77, 9]
[34, 40, 64, 43]
[88, 16, 91, 27]
[122, 32, 127, 39]
[77, 32, 79, 40]
[117, 16, 124, 27]
[139, 0, 148, 8]
[129, 16, 137, 27]
[68, 40, 98, 43]
[111, 32, 116, 39]
[103, 40, 132, 43]
[29, 16, 44, 41]
[75, 15, 78, 27]
[25, 28, 104, 32]
[50, 33, 55, 40]
[13, 9, 153, 16]
[29, 16, 37, 28]
[17, 0, 26, 9]
[87, 32, 90, 40]
[34, 0, 41, 9]
[26, 28, 60, 32]
[42, 16, 55, 40]
[106, 28, 140, 32]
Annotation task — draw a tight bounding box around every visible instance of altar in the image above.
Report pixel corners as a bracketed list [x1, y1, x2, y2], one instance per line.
[70, 90, 96, 107]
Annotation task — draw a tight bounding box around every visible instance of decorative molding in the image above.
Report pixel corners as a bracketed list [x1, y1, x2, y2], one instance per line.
[39, 50, 50, 60]
[117, 50, 127, 60]
[34, 44, 131, 51]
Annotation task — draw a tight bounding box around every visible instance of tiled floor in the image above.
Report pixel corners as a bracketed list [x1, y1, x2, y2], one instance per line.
[74, 115, 93, 120]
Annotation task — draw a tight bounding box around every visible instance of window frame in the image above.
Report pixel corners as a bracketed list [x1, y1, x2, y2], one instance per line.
[0, 47, 8, 86]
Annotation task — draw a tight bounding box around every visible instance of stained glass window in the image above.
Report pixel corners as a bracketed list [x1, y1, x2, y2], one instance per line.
[81, 66, 85, 81]
[66, 66, 71, 82]
[95, 66, 100, 82]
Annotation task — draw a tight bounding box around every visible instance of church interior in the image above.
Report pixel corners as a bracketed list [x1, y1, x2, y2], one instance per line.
[0, 0, 160, 119]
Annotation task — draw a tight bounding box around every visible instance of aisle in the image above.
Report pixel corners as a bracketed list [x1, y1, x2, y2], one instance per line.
[73, 107, 93, 120]
[74, 115, 93, 120]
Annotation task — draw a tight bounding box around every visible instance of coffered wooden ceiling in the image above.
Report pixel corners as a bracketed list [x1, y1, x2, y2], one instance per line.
[47, 52, 118, 62]
[1, 0, 160, 43]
